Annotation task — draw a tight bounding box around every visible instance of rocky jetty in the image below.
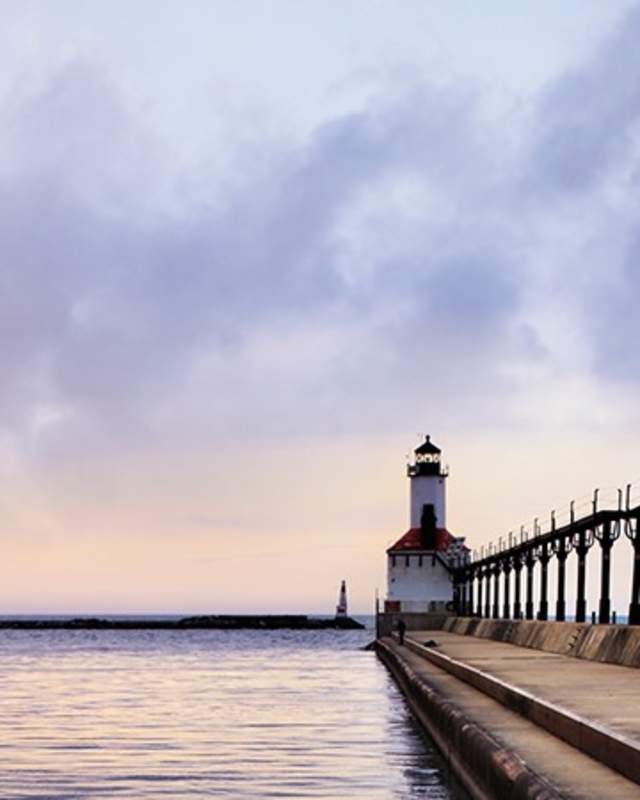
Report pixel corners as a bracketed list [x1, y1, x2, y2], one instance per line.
[0, 615, 365, 630]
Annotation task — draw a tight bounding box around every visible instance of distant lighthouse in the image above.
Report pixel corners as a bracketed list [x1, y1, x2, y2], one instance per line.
[335, 580, 348, 618]
[385, 435, 468, 614]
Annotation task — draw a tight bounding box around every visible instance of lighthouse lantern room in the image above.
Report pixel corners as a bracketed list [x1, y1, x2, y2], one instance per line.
[386, 435, 468, 614]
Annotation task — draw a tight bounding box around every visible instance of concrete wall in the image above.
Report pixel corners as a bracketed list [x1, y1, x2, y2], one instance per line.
[410, 474, 446, 527]
[444, 617, 640, 667]
[376, 638, 561, 799]
[572, 624, 640, 667]
[377, 611, 449, 637]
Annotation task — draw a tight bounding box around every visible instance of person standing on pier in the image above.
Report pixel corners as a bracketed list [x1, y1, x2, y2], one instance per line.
[397, 618, 406, 645]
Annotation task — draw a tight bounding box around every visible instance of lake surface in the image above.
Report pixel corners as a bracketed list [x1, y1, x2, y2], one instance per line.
[0, 624, 465, 798]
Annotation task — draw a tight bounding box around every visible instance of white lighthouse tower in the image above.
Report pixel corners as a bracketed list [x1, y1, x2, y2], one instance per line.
[385, 435, 468, 614]
[408, 435, 447, 528]
[335, 580, 348, 618]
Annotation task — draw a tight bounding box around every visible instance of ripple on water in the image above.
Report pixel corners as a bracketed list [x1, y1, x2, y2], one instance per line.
[0, 628, 467, 798]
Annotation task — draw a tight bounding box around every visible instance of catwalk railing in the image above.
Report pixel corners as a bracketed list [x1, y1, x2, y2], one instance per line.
[452, 484, 640, 625]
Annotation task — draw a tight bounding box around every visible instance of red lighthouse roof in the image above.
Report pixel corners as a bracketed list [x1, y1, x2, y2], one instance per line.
[387, 527, 457, 554]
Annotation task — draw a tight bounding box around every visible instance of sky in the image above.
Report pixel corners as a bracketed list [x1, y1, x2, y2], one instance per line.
[1, 0, 640, 614]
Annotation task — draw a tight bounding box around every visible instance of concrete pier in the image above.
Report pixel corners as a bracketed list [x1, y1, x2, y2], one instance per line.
[377, 618, 640, 798]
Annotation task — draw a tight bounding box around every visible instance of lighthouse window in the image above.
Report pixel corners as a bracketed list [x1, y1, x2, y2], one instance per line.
[391, 556, 396, 568]
[405, 556, 410, 567]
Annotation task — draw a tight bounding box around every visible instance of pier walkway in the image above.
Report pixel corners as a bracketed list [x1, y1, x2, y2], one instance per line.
[378, 628, 640, 798]
[406, 628, 640, 754]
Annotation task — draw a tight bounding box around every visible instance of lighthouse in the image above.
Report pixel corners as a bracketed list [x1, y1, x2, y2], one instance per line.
[385, 435, 468, 614]
[408, 434, 447, 529]
[335, 580, 348, 618]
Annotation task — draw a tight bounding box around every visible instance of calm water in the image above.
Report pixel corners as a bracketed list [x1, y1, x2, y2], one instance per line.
[0, 625, 465, 799]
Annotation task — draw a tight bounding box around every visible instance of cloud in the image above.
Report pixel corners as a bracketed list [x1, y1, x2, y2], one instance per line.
[1, 6, 640, 612]
[3, 6, 640, 479]
[514, 5, 640, 390]
[528, 6, 640, 194]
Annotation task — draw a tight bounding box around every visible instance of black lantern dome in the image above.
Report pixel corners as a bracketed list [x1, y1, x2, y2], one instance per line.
[407, 435, 446, 477]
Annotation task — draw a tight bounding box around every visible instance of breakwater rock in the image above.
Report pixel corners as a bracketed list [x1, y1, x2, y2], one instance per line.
[0, 615, 365, 630]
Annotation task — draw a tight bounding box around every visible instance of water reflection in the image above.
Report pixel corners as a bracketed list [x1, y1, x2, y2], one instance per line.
[0, 628, 466, 798]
